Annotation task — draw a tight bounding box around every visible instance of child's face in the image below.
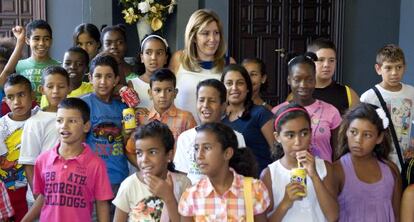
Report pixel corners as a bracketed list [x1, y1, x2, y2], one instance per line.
[346, 118, 383, 157]
[288, 63, 316, 101]
[41, 74, 70, 108]
[149, 80, 177, 113]
[4, 83, 33, 121]
[223, 71, 249, 106]
[26, 28, 52, 60]
[140, 39, 168, 74]
[194, 131, 232, 176]
[196, 86, 225, 124]
[56, 108, 90, 145]
[76, 33, 100, 60]
[375, 60, 405, 91]
[243, 62, 266, 94]
[195, 21, 220, 60]
[103, 31, 126, 60]
[135, 137, 172, 178]
[315, 48, 336, 82]
[90, 65, 119, 100]
[62, 51, 88, 86]
[275, 116, 311, 160]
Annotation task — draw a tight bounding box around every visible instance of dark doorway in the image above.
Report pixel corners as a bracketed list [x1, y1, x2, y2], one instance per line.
[229, 0, 344, 105]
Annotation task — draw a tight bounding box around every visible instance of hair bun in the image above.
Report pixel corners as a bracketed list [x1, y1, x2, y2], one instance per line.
[304, 52, 318, 61]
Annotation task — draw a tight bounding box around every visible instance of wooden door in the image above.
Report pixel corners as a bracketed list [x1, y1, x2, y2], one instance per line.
[0, 0, 46, 37]
[229, 0, 344, 105]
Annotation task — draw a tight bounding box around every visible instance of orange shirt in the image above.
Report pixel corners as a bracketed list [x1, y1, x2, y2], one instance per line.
[126, 105, 197, 154]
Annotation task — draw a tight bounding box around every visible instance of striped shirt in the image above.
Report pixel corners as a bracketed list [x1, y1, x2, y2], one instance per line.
[126, 105, 197, 153]
[178, 169, 270, 221]
[0, 181, 13, 219]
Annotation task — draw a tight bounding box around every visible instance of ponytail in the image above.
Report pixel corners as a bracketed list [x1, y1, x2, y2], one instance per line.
[229, 147, 258, 178]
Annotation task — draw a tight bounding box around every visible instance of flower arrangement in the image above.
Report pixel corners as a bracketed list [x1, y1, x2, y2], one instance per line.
[120, 0, 177, 31]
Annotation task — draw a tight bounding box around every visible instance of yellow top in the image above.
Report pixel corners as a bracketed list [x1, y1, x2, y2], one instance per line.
[40, 82, 93, 108]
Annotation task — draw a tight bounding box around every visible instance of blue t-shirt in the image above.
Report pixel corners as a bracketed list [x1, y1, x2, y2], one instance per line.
[222, 105, 273, 173]
[81, 93, 128, 184]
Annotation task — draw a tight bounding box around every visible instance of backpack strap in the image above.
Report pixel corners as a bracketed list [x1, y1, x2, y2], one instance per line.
[371, 86, 405, 167]
[345, 85, 352, 107]
[243, 177, 254, 222]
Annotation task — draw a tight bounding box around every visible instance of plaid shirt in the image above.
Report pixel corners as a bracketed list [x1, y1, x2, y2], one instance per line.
[0, 181, 13, 219]
[126, 105, 197, 153]
[178, 169, 270, 221]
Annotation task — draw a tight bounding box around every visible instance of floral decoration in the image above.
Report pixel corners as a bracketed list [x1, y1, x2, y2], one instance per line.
[120, 0, 177, 31]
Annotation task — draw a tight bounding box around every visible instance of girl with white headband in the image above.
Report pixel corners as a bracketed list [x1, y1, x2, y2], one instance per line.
[128, 34, 169, 109]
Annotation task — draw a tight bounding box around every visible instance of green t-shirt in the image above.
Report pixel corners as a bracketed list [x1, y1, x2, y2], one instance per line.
[15, 57, 61, 103]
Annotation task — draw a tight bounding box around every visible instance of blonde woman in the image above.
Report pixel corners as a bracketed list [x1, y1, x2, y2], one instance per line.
[169, 9, 235, 121]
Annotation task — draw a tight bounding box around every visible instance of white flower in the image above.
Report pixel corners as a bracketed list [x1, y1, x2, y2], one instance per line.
[376, 108, 389, 129]
[147, 0, 154, 3]
[168, 5, 174, 14]
[138, 1, 150, 13]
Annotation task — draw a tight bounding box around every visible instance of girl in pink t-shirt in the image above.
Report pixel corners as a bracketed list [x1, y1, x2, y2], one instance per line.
[272, 52, 341, 162]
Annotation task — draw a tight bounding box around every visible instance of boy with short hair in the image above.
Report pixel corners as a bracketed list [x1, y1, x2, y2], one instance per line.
[125, 68, 197, 164]
[173, 79, 246, 184]
[22, 98, 113, 222]
[307, 38, 359, 115]
[40, 46, 93, 108]
[0, 74, 37, 221]
[361, 44, 414, 166]
[81, 55, 129, 197]
[15, 19, 60, 103]
[19, 65, 70, 205]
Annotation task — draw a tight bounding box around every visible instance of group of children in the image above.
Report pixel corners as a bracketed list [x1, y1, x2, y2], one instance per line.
[0, 7, 413, 222]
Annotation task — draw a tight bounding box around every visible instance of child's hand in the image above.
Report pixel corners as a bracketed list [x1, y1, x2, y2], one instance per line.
[135, 107, 150, 116]
[12, 26, 25, 43]
[144, 173, 175, 202]
[296, 150, 317, 178]
[282, 182, 305, 208]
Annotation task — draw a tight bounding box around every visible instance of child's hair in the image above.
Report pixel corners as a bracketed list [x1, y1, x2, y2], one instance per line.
[26, 19, 52, 38]
[66, 46, 90, 66]
[0, 37, 15, 61]
[90, 54, 119, 76]
[41, 66, 70, 86]
[221, 64, 254, 119]
[182, 9, 226, 73]
[134, 120, 176, 172]
[73, 23, 101, 48]
[336, 103, 392, 161]
[140, 34, 169, 53]
[287, 52, 318, 76]
[195, 122, 258, 177]
[273, 102, 311, 160]
[4, 73, 32, 92]
[58, 98, 90, 123]
[307, 38, 337, 54]
[101, 24, 127, 42]
[196, 78, 227, 104]
[149, 68, 176, 88]
[242, 57, 268, 96]
[376, 44, 405, 65]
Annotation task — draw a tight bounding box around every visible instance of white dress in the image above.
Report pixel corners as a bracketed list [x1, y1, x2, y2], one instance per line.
[129, 77, 152, 109]
[175, 64, 221, 123]
[268, 158, 328, 222]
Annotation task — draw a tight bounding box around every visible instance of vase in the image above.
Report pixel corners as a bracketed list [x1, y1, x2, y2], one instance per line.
[136, 16, 153, 42]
